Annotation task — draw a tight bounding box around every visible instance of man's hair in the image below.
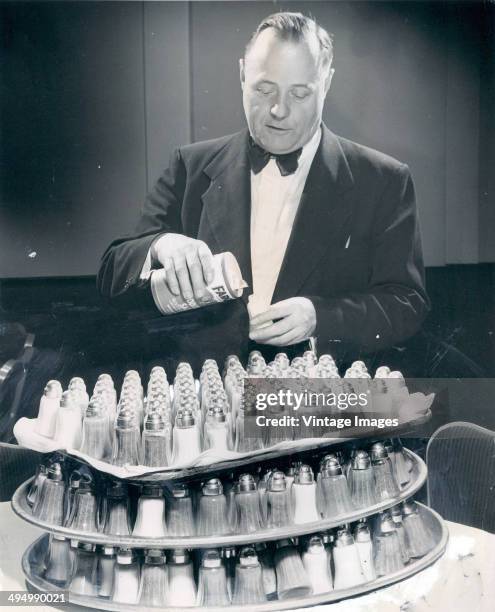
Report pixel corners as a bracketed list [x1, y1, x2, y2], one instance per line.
[245, 12, 334, 71]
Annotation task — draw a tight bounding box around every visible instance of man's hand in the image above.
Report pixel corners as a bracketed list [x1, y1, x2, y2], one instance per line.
[249, 297, 316, 346]
[152, 234, 215, 302]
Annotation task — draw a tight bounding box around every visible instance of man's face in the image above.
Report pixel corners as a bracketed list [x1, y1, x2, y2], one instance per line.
[240, 28, 333, 154]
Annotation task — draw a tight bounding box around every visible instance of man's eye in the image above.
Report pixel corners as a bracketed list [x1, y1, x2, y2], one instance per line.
[256, 86, 274, 95]
[292, 89, 310, 100]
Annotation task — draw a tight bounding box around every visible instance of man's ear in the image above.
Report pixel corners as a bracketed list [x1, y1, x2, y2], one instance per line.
[239, 58, 245, 90]
[324, 67, 335, 95]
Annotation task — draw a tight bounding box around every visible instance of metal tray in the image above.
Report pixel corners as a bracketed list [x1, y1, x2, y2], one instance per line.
[12, 450, 427, 548]
[21, 503, 448, 611]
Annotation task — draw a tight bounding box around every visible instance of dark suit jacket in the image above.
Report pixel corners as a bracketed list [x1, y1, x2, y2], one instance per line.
[97, 125, 429, 359]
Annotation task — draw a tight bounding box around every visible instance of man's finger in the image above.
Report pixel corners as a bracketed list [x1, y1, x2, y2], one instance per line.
[250, 303, 292, 327]
[197, 242, 215, 284]
[262, 328, 302, 346]
[250, 316, 294, 342]
[185, 249, 208, 301]
[173, 255, 194, 300]
[163, 257, 180, 296]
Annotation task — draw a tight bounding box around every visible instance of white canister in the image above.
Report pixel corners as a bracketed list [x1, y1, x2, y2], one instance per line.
[151, 251, 246, 315]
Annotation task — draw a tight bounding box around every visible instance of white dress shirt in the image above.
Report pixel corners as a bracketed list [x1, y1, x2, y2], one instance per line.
[248, 127, 321, 318]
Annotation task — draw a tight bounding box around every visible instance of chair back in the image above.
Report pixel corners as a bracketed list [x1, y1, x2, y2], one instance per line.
[0, 443, 41, 502]
[427, 421, 495, 533]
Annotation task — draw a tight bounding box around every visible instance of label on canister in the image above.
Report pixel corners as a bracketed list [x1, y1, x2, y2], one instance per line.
[150, 251, 247, 315]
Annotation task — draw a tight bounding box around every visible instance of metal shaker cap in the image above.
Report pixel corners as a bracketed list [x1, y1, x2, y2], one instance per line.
[375, 366, 391, 378]
[102, 546, 116, 556]
[221, 546, 236, 559]
[77, 473, 94, 492]
[274, 352, 289, 367]
[97, 373, 114, 387]
[225, 355, 240, 369]
[44, 380, 63, 399]
[285, 466, 297, 479]
[351, 360, 367, 371]
[295, 464, 315, 485]
[124, 369, 141, 382]
[268, 471, 287, 492]
[116, 408, 135, 429]
[321, 530, 333, 545]
[321, 459, 342, 478]
[177, 361, 193, 372]
[175, 407, 195, 428]
[379, 512, 397, 534]
[150, 365, 167, 378]
[402, 500, 419, 516]
[275, 538, 293, 550]
[202, 478, 223, 496]
[319, 354, 335, 364]
[320, 453, 339, 468]
[169, 548, 190, 564]
[391, 504, 404, 523]
[86, 396, 104, 417]
[69, 377, 86, 391]
[141, 484, 163, 498]
[305, 535, 325, 554]
[248, 350, 263, 363]
[60, 390, 78, 410]
[117, 548, 135, 564]
[77, 542, 95, 553]
[171, 484, 190, 499]
[202, 549, 222, 568]
[354, 523, 371, 542]
[144, 411, 165, 432]
[203, 358, 218, 370]
[238, 473, 256, 492]
[370, 442, 389, 462]
[211, 404, 226, 423]
[335, 529, 354, 547]
[352, 450, 371, 470]
[47, 462, 63, 481]
[144, 548, 166, 565]
[107, 480, 127, 498]
[303, 350, 317, 365]
[238, 547, 259, 567]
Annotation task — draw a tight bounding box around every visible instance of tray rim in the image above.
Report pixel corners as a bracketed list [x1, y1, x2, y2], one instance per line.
[21, 502, 449, 612]
[12, 449, 427, 549]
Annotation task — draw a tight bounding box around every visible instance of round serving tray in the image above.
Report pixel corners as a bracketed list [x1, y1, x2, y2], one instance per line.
[12, 450, 427, 548]
[21, 503, 448, 611]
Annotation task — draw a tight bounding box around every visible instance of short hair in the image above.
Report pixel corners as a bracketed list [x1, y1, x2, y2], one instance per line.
[245, 12, 334, 71]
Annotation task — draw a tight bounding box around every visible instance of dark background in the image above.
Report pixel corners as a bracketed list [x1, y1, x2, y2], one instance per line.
[0, 1, 494, 393]
[1, 1, 494, 275]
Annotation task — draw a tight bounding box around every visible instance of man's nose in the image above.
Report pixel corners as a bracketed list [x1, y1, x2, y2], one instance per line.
[269, 95, 289, 120]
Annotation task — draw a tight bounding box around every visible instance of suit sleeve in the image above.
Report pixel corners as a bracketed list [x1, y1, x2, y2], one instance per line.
[309, 163, 430, 355]
[96, 148, 186, 310]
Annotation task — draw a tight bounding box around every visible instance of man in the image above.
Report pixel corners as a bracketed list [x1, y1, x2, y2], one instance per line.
[97, 12, 429, 363]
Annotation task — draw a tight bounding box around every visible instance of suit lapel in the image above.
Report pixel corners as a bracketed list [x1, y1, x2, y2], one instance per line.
[201, 130, 253, 301]
[272, 126, 355, 302]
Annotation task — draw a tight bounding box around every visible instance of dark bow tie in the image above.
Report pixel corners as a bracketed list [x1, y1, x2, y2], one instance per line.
[248, 137, 302, 176]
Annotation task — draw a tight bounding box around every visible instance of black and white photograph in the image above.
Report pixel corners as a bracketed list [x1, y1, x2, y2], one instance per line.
[0, 1, 494, 610]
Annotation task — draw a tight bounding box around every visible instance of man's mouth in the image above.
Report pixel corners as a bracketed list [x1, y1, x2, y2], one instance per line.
[266, 125, 291, 132]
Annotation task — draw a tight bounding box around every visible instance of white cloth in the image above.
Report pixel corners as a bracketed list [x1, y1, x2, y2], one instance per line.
[248, 127, 321, 317]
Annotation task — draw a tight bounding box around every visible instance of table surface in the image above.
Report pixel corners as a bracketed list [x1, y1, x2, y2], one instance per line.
[0, 501, 494, 612]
